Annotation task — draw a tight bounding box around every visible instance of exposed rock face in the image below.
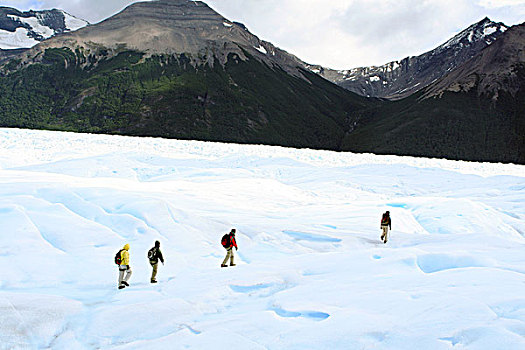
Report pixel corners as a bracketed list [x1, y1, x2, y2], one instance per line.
[21, 0, 303, 73]
[0, 7, 88, 49]
[310, 18, 509, 99]
[423, 22, 525, 100]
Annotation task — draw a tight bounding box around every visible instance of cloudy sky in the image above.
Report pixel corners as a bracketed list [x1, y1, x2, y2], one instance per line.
[3, 0, 525, 69]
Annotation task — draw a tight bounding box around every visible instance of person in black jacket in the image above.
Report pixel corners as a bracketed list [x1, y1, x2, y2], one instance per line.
[148, 240, 164, 283]
[380, 211, 392, 243]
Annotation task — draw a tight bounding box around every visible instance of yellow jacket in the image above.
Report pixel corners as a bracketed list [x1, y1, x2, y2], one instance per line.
[121, 244, 130, 265]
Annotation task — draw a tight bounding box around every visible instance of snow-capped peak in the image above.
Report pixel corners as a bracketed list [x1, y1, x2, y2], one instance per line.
[0, 7, 89, 49]
[439, 17, 508, 50]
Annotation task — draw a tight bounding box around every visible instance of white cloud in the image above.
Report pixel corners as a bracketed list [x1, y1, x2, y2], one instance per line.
[205, 0, 485, 68]
[206, 0, 525, 68]
[479, 0, 525, 8]
[2, 0, 524, 69]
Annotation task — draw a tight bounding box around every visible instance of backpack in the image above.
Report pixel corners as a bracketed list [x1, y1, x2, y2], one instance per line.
[148, 247, 156, 260]
[381, 213, 389, 225]
[115, 249, 124, 265]
[221, 234, 230, 248]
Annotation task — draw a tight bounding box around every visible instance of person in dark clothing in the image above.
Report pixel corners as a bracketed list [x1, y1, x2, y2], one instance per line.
[380, 211, 392, 243]
[221, 229, 238, 267]
[148, 240, 164, 283]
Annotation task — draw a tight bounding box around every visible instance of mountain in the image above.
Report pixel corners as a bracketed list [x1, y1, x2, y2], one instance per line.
[0, 7, 89, 49]
[0, 0, 374, 151]
[0, 1, 522, 164]
[310, 18, 509, 100]
[10, 0, 304, 74]
[340, 22, 525, 164]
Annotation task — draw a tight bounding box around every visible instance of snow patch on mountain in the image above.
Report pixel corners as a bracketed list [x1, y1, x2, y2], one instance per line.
[7, 14, 54, 39]
[0, 8, 88, 49]
[63, 12, 89, 31]
[254, 44, 267, 55]
[0, 27, 39, 49]
[440, 18, 507, 50]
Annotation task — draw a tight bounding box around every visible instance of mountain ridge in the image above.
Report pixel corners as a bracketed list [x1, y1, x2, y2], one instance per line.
[311, 17, 509, 100]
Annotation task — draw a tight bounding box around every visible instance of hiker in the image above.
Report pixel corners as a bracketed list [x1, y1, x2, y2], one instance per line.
[221, 228, 238, 267]
[117, 243, 132, 289]
[380, 211, 392, 243]
[148, 240, 164, 283]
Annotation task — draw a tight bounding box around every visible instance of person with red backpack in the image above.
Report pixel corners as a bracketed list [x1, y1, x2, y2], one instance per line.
[221, 229, 238, 267]
[380, 211, 392, 243]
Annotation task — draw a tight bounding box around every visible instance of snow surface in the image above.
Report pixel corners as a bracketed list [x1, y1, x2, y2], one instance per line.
[0, 128, 524, 349]
[255, 45, 267, 55]
[1, 12, 87, 50]
[223, 22, 233, 28]
[483, 26, 497, 36]
[7, 14, 54, 39]
[369, 76, 380, 82]
[63, 12, 89, 32]
[0, 27, 39, 49]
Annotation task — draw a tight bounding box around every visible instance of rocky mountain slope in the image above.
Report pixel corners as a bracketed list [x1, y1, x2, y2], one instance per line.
[9, 0, 304, 74]
[0, 7, 88, 49]
[311, 18, 509, 100]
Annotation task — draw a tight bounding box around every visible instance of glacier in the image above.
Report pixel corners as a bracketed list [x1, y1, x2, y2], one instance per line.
[0, 128, 523, 349]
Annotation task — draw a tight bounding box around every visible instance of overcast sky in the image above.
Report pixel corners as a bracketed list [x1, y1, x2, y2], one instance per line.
[3, 0, 525, 69]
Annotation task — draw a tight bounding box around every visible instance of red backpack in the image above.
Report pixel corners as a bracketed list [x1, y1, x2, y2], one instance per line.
[221, 234, 230, 248]
[381, 213, 389, 225]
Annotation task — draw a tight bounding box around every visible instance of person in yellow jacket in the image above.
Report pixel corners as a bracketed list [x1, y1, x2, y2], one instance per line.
[118, 243, 132, 289]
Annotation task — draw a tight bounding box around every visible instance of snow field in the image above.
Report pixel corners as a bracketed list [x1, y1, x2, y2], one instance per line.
[0, 128, 523, 349]
[0, 28, 39, 49]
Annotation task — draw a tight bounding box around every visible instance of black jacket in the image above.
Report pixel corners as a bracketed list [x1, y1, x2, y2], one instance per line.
[149, 247, 164, 264]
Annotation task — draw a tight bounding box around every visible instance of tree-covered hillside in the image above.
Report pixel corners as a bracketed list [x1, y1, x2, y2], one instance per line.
[341, 65, 525, 164]
[0, 48, 374, 150]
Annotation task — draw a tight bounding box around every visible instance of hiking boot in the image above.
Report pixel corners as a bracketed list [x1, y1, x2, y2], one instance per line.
[121, 281, 129, 286]
[151, 280, 157, 283]
[221, 264, 228, 268]
[230, 263, 236, 266]
[118, 285, 125, 289]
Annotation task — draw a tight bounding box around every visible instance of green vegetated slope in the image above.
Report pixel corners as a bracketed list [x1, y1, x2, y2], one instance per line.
[0, 47, 374, 150]
[341, 65, 525, 164]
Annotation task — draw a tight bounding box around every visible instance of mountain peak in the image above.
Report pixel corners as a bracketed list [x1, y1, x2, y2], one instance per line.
[424, 21, 525, 100]
[0, 7, 89, 49]
[6, 0, 304, 76]
[439, 17, 507, 50]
